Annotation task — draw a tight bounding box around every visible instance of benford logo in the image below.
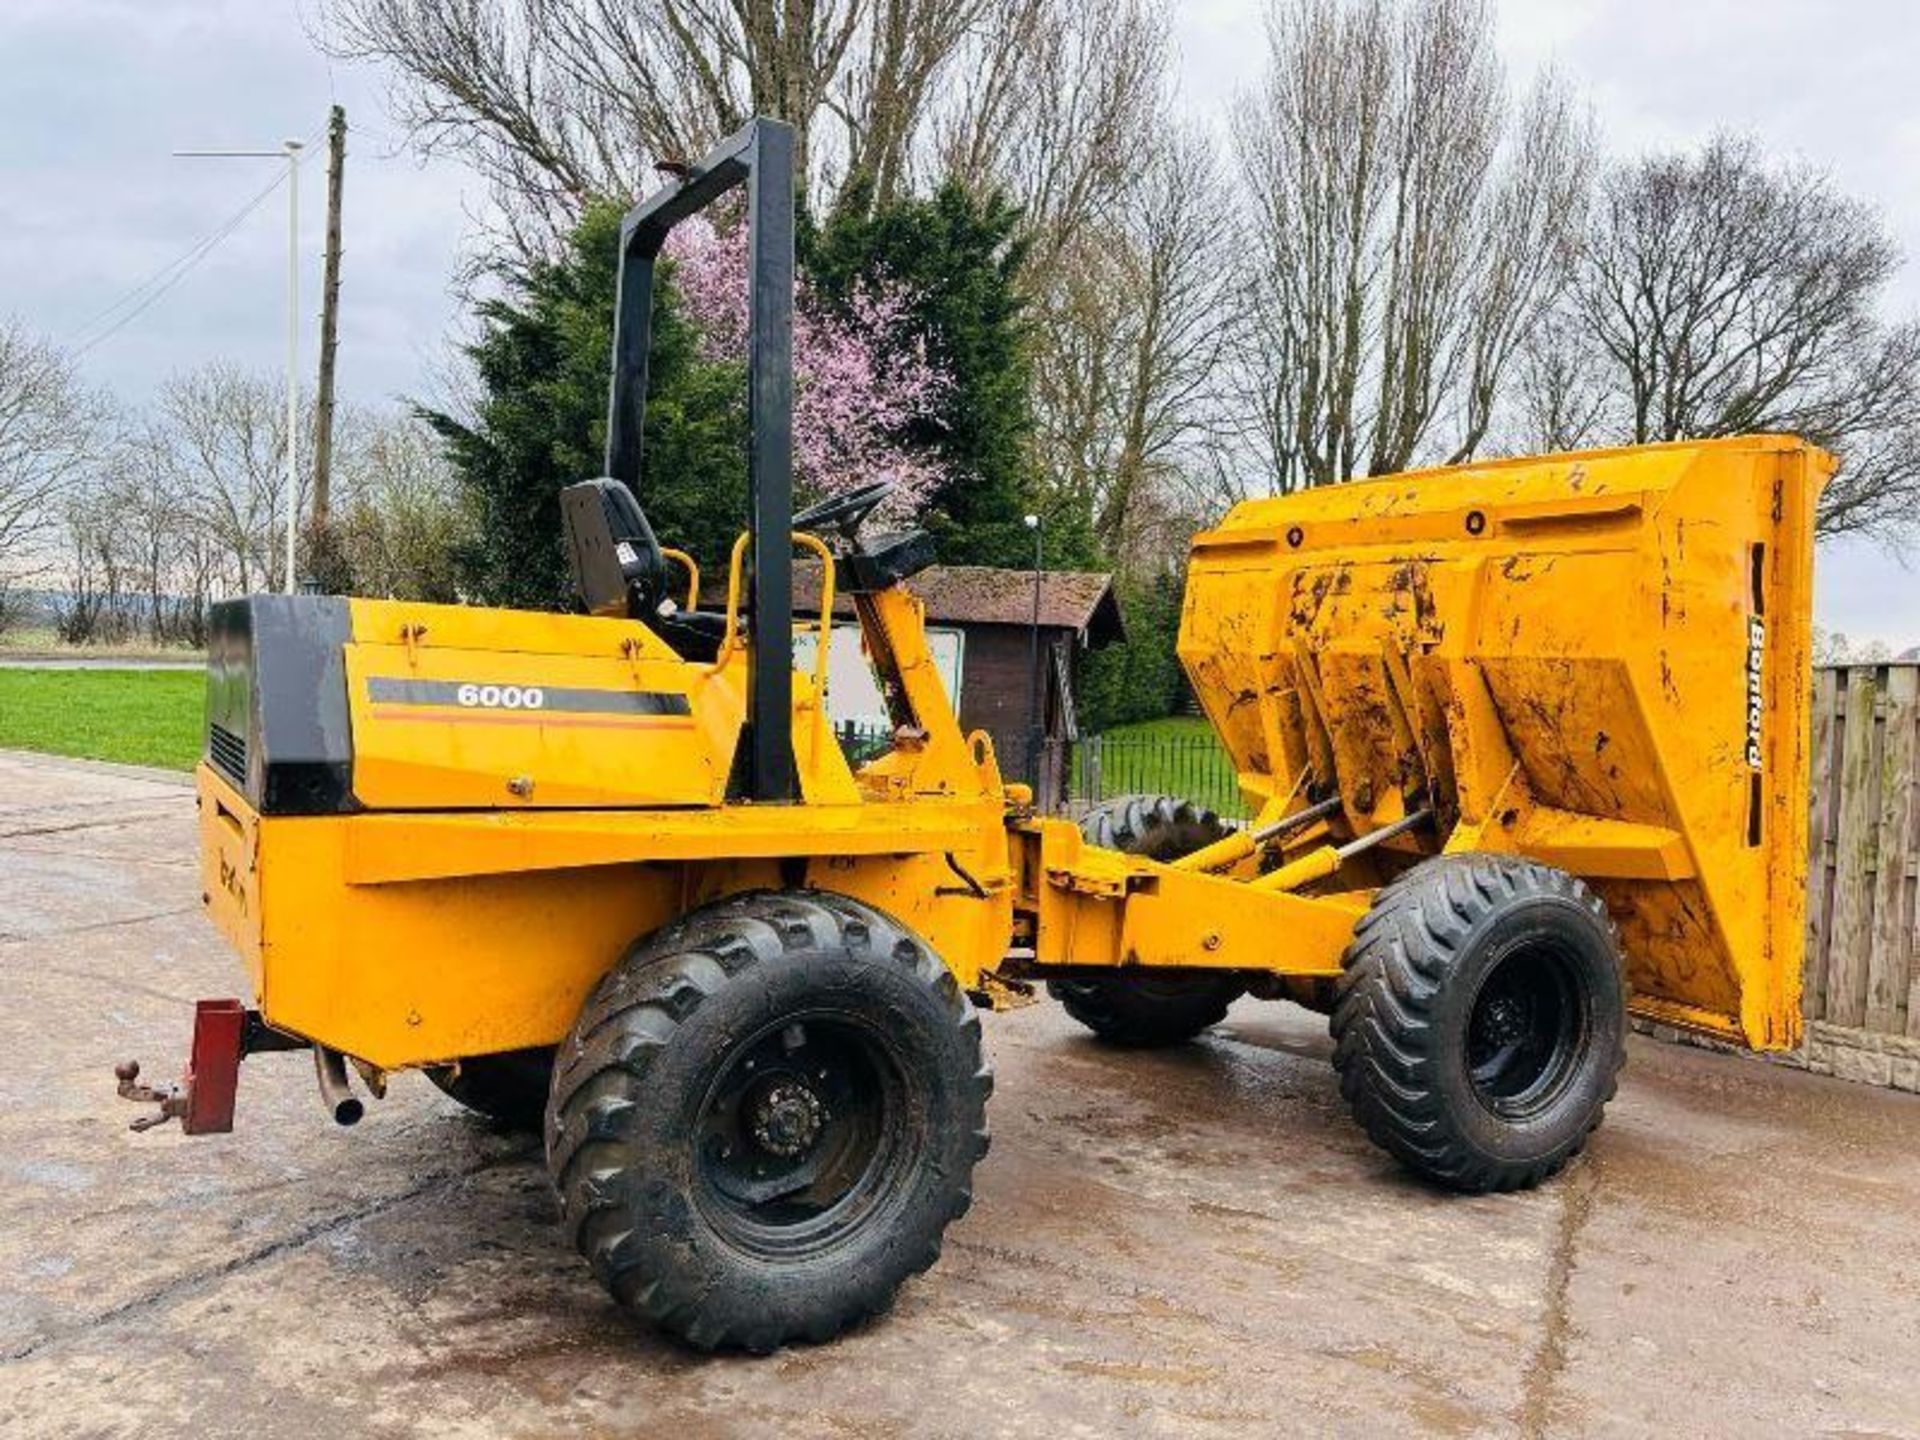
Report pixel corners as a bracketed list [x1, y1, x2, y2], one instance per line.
[456, 683, 546, 710]
[218, 855, 247, 912]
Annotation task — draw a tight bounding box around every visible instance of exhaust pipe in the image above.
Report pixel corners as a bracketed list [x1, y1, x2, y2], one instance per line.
[313, 1046, 365, 1126]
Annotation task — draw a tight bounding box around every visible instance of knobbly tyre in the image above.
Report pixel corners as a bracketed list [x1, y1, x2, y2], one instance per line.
[120, 116, 1829, 1351]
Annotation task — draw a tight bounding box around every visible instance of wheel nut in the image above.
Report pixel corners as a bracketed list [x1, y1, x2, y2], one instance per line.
[750, 1080, 825, 1158]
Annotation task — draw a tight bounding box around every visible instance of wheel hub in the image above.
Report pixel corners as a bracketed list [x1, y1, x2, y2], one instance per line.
[694, 1012, 903, 1250]
[1478, 993, 1529, 1047]
[1465, 940, 1586, 1117]
[749, 1079, 826, 1158]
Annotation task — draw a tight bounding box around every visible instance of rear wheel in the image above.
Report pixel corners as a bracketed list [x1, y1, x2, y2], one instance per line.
[546, 890, 992, 1351]
[1077, 792, 1233, 859]
[1330, 853, 1626, 1192]
[427, 1048, 553, 1130]
[1048, 794, 1244, 1046]
[1049, 971, 1247, 1048]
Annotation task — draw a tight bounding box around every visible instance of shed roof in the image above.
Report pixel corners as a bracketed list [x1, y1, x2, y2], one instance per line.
[787, 562, 1123, 645]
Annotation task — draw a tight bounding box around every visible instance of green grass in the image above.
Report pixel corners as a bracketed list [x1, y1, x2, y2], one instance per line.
[0, 669, 203, 771]
[1078, 713, 1244, 816]
[1099, 715, 1216, 742]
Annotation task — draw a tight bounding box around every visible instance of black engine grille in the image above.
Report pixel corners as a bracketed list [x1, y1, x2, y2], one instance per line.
[208, 723, 247, 784]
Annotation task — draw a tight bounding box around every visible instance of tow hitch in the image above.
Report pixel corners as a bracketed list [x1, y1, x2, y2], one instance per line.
[114, 998, 307, 1134]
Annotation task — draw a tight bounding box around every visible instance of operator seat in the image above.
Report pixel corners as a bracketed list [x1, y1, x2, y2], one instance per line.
[560, 479, 731, 661]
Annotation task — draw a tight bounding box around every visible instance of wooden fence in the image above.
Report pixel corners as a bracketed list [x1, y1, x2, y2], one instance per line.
[1804, 663, 1920, 1040]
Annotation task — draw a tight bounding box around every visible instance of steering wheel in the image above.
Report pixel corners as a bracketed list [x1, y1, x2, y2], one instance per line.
[793, 479, 895, 541]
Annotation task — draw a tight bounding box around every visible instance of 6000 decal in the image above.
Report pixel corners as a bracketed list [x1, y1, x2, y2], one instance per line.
[456, 683, 544, 710]
[366, 676, 692, 718]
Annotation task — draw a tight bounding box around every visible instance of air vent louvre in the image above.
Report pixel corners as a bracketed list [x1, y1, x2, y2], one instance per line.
[208, 723, 247, 784]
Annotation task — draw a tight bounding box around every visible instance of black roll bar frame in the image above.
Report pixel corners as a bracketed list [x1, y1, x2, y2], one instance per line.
[604, 117, 798, 803]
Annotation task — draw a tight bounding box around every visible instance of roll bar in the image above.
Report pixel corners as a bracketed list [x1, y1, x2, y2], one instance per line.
[605, 117, 797, 803]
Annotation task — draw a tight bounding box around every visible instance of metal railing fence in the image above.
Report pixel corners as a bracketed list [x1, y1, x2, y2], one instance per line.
[830, 721, 1243, 819]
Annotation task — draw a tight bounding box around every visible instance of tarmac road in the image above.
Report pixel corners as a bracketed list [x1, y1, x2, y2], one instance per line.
[2, 746, 1918, 1438]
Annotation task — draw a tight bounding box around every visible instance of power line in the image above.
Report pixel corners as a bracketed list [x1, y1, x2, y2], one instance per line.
[67, 147, 314, 359]
[68, 169, 289, 357]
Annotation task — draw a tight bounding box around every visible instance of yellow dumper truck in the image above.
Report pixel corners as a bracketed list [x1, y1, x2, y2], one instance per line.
[120, 118, 1828, 1351]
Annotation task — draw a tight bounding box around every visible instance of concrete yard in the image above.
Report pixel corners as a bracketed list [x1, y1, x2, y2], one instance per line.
[2, 747, 1918, 1438]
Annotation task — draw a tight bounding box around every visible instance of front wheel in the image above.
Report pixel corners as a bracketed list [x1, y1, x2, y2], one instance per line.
[545, 890, 992, 1351]
[1330, 853, 1626, 1193]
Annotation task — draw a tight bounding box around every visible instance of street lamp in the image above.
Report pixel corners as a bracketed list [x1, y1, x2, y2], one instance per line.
[1024, 512, 1042, 791]
[175, 138, 305, 594]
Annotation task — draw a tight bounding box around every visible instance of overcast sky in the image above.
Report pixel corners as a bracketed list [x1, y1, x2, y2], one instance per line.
[1, 0, 1913, 646]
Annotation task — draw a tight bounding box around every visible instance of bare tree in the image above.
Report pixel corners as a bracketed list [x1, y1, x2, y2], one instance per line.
[53, 491, 115, 645]
[1559, 135, 1920, 539]
[321, 0, 997, 238]
[1032, 124, 1235, 564]
[28, 361, 474, 641]
[934, 0, 1166, 261]
[927, 0, 1195, 570]
[0, 321, 100, 633]
[1228, 0, 1592, 494]
[103, 441, 184, 644]
[53, 455, 151, 646]
[1511, 309, 1608, 455]
[329, 410, 474, 600]
[148, 364, 310, 595]
[1806, 321, 1920, 538]
[837, 0, 992, 202]
[1813, 627, 1900, 665]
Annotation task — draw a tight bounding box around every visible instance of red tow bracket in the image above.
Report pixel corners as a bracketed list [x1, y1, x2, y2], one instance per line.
[114, 998, 248, 1134]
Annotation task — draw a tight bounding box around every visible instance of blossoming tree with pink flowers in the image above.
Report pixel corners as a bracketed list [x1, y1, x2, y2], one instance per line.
[665, 218, 951, 517]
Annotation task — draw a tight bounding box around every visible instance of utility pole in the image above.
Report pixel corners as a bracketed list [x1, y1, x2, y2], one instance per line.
[312, 105, 346, 535]
[284, 138, 301, 594]
[176, 137, 306, 593]
[1024, 512, 1043, 792]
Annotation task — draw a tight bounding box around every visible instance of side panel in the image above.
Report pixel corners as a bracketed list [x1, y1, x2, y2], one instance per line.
[801, 847, 1014, 994]
[343, 643, 734, 810]
[256, 815, 684, 1069]
[198, 765, 265, 997]
[342, 599, 745, 810]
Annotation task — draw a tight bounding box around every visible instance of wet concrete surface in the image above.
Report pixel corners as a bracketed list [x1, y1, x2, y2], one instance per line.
[1, 747, 1917, 1438]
